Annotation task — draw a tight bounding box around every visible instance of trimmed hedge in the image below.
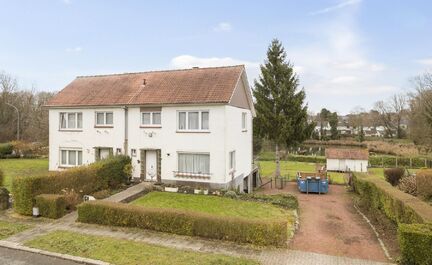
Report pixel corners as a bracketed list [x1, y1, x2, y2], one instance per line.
[78, 201, 288, 246]
[352, 173, 432, 224]
[0, 143, 13, 156]
[12, 155, 131, 216]
[398, 223, 432, 265]
[35, 194, 67, 219]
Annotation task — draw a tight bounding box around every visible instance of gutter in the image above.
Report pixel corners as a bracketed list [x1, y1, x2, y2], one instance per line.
[123, 106, 128, 154]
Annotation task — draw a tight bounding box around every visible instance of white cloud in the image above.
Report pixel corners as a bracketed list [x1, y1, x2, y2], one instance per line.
[65, 46, 82, 53]
[331, 75, 357, 83]
[416, 58, 432, 65]
[213, 22, 232, 32]
[170, 55, 259, 82]
[309, 0, 362, 15]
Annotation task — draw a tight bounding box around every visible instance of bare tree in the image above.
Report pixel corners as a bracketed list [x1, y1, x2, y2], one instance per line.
[409, 71, 432, 145]
[373, 93, 407, 138]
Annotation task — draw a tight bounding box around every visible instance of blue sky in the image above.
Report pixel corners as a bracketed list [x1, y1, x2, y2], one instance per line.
[1, 0, 431, 114]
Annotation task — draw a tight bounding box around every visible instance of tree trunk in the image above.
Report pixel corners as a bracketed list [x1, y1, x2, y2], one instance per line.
[275, 143, 281, 178]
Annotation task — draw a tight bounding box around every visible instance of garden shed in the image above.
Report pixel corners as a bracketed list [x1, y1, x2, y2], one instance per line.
[325, 148, 368, 172]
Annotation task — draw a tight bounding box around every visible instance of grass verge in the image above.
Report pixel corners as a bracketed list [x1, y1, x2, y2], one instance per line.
[130, 191, 289, 220]
[0, 159, 48, 190]
[25, 230, 259, 265]
[0, 220, 31, 240]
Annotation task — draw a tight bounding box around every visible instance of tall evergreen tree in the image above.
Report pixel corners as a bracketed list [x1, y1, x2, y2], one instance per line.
[253, 39, 311, 177]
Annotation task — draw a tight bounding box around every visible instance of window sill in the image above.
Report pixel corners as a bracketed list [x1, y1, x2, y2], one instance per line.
[140, 125, 162, 128]
[59, 165, 81, 169]
[174, 171, 211, 179]
[176, 130, 210, 133]
[242, 129, 248, 132]
[58, 129, 83, 132]
[94, 125, 114, 128]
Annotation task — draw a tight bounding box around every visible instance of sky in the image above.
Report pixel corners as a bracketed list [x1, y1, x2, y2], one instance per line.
[1, 0, 431, 114]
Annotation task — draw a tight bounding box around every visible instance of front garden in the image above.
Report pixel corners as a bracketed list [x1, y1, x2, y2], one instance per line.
[0, 220, 31, 240]
[25, 230, 259, 265]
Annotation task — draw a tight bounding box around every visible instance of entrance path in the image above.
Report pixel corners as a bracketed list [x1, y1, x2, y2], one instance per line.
[259, 182, 389, 263]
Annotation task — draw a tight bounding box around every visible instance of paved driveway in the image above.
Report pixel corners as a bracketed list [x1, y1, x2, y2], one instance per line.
[259, 182, 389, 263]
[0, 247, 81, 265]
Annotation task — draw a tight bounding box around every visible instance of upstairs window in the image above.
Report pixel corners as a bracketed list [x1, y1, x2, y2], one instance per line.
[95, 112, 113, 126]
[141, 112, 161, 126]
[60, 112, 82, 130]
[242, 112, 247, 131]
[178, 111, 209, 131]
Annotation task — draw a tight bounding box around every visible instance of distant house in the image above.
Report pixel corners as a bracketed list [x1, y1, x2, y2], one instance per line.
[325, 148, 369, 172]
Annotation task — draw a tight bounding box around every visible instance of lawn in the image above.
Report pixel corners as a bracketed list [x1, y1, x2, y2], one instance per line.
[0, 159, 48, 190]
[0, 220, 31, 240]
[258, 160, 346, 185]
[25, 231, 259, 265]
[131, 191, 290, 220]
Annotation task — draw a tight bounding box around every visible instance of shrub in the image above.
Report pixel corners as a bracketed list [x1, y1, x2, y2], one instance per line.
[12, 155, 131, 215]
[398, 175, 417, 196]
[352, 173, 432, 224]
[240, 193, 298, 210]
[398, 223, 432, 265]
[416, 169, 432, 200]
[0, 169, 3, 187]
[384, 168, 405, 186]
[224, 191, 237, 199]
[35, 194, 67, 219]
[0, 143, 13, 156]
[78, 201, 288, 246]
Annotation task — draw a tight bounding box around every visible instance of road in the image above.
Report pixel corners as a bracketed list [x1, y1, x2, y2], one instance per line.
[0, 246, 82, 265]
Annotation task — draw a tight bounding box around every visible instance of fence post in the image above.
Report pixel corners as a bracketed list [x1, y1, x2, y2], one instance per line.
[382, 157, 384, 168]
[425, 159, 427, 168]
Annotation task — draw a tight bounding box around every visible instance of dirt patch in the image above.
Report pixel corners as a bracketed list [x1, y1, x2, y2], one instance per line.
[258, 182, 390, 262]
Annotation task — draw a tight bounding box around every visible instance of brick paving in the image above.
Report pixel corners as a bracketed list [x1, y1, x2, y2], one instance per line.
[0, 181, 394, 265]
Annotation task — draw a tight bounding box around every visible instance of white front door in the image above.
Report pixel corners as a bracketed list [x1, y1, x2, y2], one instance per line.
[100, 149, 110, 160]
[146, 150, 157, 181]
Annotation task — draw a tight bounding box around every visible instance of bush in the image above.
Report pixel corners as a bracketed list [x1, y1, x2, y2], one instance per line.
[398, 175, 417, 196]
[35, 194, 67, 219]
[352, 173, 432, 224]
[416, 169, 432, 200]
[78, 201, 288, 246]
[0, 143, 13, 156]
[384, 168, 405, 186]
[398, 223, 432, 265]
[12, 155, 131, 215]
[224, 191, 237, 199]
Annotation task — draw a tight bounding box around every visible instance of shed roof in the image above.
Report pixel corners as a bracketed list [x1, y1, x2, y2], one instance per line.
[325, 148, 369, 160]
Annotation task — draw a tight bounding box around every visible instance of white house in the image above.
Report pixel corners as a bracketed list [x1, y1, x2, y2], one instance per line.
[325, 148, 369, 172]
[46, 65, 258, 192]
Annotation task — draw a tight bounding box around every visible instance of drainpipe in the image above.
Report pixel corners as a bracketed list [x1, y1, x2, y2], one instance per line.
[123, 106, 128, 155]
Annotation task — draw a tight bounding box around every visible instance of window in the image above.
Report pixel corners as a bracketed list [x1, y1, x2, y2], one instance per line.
[178, 111, 209, 131]
[141, 112, 161, 126]
[60, 149, 83, 167]
[229, 150, 236, 170]
[178, 153, 210, 174]
[95, 112, 113, 126]
[60, 112, 82, 130]
[242, 112, 247, 131]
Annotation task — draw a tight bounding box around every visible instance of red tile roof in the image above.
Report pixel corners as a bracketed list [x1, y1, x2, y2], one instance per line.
[325, 148, 369, 160]
[46, 65, 245, 107]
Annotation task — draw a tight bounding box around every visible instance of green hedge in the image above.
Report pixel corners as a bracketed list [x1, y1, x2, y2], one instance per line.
[78, 201, 288, 246]
[35, 194, 67, 219]
[0, 143, 13, 156]
[12, 155, 131, 216]
[398, 223, 432, 265]
[258, 152, 325, 163]
[0, 169, 3, 187]
[369, 155, 430, 168]
[352, 173, 432, 224]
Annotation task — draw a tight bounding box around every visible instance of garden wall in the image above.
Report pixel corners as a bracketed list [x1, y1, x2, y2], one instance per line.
[12, 155, 131, 216]
[77, 200, 288, 246]
[352, 173, 432, 264]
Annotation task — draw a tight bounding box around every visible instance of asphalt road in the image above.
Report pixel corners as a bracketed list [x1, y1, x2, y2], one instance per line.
[0, 246, 82, 265]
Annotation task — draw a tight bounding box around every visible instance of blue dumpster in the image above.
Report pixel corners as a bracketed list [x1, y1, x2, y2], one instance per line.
[296, 172, 329, 194]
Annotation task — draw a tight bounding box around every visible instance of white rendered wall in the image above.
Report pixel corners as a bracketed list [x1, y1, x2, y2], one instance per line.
[326, 158, 368, 172]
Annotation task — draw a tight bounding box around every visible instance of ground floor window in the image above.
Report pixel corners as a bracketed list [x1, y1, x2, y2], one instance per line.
[178, 153, 210, 175]
[60, 149, 82, 166]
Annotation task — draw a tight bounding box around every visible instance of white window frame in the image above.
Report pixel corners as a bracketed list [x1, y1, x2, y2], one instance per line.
[242, 112, 247, 131]
[59, 112, 82, 130]
[177, 152, 210, 175]
[141, 111, 161, 127]
[59, 148, 83, 167]
[95, 111, 114, 127]
[177, 110, 210, 132]
[229, 150, 236, 171]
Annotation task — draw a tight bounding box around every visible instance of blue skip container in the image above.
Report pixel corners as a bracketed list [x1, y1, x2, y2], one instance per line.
[296, 172, 329, 194]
